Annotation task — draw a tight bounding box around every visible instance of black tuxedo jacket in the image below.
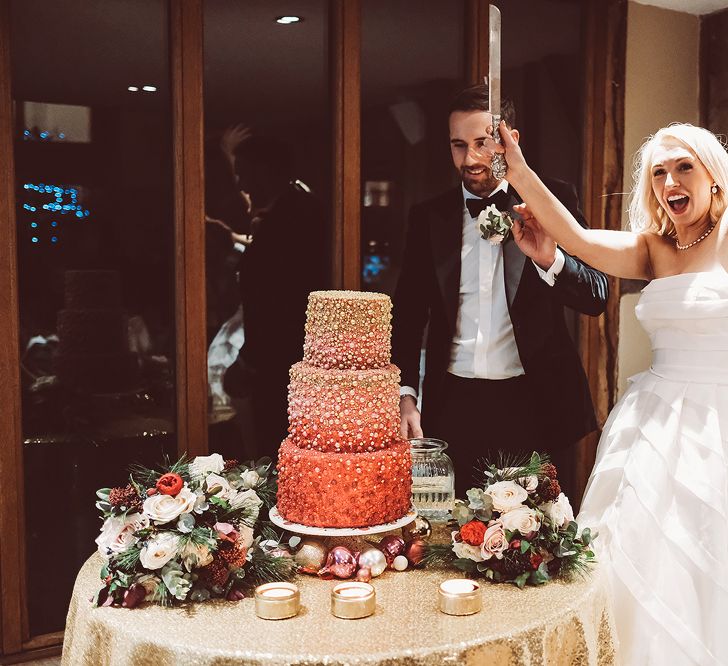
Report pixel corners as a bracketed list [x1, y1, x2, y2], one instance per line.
[391, 180, 609, 447]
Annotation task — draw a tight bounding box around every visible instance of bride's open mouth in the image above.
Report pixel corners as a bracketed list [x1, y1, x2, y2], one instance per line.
[667, 194, 690, 214]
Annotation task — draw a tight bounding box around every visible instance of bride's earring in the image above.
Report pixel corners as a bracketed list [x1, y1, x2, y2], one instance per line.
[711, 183, 718, 194]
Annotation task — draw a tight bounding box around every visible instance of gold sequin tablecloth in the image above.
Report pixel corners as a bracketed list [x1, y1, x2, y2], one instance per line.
[61, 553, 616, 665]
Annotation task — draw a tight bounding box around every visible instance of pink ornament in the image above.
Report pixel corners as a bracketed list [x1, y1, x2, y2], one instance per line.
[318, 546, 359, 579]
[378, 535, 405, 567]
[355, 567, 372, 582]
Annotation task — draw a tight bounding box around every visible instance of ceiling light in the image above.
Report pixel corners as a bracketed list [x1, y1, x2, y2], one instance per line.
[128, 86, 139, 92]
[275, 15, 302, 24]
[142, 85, 157, 92]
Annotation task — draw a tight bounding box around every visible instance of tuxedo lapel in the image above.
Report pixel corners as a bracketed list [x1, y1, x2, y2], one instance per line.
[502, 187, 528, 308]
[429, 188, 463, 333]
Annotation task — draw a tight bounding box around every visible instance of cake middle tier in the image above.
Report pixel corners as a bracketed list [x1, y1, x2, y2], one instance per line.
[276, 438, 412, 528]
[287, 362, 402, 453]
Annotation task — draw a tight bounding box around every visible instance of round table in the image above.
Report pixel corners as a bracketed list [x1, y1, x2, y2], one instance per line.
[62, 553, 616, 665]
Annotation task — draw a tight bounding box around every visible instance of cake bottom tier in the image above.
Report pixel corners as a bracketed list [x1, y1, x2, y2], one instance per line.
[276, 438, 411, 528]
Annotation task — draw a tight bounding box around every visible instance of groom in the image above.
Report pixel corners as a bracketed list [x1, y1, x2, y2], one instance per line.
[392, 85, 608, 498]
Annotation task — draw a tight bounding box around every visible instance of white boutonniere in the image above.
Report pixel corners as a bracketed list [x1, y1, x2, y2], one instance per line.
[477, 204, 514, 245]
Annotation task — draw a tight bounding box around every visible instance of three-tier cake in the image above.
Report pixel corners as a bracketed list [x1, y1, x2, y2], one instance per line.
[276, 291, 412, 528]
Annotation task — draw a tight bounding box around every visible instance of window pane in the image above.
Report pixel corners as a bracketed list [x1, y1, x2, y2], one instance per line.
[360, 0, 467, 294]
[203, 0, 331, 461]
[11, 0, 175, 635]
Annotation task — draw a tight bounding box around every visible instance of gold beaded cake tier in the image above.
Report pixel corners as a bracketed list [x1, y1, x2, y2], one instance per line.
[302, 290, 391, 370]
[287, 361, 402, 453]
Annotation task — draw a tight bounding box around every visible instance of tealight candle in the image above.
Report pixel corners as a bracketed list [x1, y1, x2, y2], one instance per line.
[254, 582, 300, 620]
[330, 581, 376, 619]
[438, 578, 482, 616]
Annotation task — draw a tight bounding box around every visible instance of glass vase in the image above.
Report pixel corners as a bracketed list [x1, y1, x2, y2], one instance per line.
[409, 438, 455, 521]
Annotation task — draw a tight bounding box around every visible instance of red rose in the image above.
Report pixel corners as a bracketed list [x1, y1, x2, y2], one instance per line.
[530, 553, 544, 570]
[459, 520, 487, 546]
[156, 472, 184, 496]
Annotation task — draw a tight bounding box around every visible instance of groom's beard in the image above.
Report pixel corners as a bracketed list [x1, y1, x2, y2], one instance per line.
[459, 163, 500, 197]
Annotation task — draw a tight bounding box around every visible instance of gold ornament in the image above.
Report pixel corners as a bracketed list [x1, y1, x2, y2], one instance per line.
[294, 538, 328, 574]
[401, 516, 432, 541]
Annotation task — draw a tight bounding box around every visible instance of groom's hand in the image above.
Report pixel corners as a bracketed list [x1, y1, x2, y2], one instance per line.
[399, 395, 423, 439]
[512, 202, 558, 270]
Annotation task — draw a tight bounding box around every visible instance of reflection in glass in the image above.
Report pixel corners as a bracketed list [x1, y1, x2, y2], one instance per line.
[11, 0, 175, 635]
[361, 0, 467, 295]
[203, 1, 331, 462]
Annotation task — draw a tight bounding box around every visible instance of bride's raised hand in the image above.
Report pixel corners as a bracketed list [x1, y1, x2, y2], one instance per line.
[511, 202, 558, 269]
[497, 120, 528, 175]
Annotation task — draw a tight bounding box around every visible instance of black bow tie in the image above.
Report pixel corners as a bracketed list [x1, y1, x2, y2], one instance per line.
[465, 189, 511, 218]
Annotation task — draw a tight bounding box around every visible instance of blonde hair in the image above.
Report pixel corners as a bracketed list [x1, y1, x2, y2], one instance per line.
[629, 123, 728, 236]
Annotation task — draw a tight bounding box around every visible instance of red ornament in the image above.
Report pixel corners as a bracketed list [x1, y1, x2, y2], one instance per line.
[378, 535, 405, 566]
[530, 553, 544, 570]
[510, 539, 522, 550]
[404, 539, 426, 566]
[156, 472, 184, 496]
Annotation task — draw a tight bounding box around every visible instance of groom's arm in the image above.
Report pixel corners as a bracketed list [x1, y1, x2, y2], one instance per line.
[540, 180, 609, 316]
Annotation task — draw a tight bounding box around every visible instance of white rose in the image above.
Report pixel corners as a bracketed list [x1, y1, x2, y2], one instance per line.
[139, 532, 180, 570]
[180, 541, 213, 571]
[240, 470, 260, 489]
[229, 488, 263, 517]
[451, 531, 485, 562]
[205, 473, 237, 501]
[539, 493, 575, 529]
[189, 453, 225, 480]
[143, 486, 197, 524]
[480, 522, 508, 560]
[499, 505, 541, 536]
[484, 481, 529, 513]
[95, 513, 149, 558]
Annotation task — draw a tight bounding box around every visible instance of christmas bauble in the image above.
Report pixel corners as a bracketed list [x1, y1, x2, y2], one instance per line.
[404, 538, 427, 566]
[294, 538, 328, 574]
[355, 566, 372, 582]
[392, 555, 409, 571]
[358, 547, 387, 577]
[401, 516, 432, 541]
[378, 535, 405, 566]
[319, 546, 358, 579]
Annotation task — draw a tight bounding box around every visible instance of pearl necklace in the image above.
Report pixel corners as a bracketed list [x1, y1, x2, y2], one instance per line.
[675, 222, 716, 250]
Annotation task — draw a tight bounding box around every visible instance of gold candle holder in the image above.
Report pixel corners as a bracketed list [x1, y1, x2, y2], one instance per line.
[330, 581, 376, 619]
[254, 582, 300, 620]
[438, 578, 482, 616]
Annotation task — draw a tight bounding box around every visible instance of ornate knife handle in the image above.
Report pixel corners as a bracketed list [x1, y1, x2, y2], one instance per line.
[490, 113, 507, 181]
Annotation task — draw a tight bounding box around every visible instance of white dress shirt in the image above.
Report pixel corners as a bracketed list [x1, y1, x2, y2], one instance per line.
[400, 181, 565, 398]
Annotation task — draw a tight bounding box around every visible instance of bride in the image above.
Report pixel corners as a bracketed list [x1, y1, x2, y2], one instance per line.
[498, 122, 728, 665]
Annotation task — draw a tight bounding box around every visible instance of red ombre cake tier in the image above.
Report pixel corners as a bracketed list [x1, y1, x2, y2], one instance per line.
[302, 291, 391, 370]
[276, 438, 411, 528]
[287, 362, 401, 453]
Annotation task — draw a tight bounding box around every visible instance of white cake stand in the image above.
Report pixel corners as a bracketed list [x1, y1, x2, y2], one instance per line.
[269, 504, 417, 537]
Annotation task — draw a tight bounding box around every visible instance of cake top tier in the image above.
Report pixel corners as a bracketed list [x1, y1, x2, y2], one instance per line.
[303, 290, 392, 369]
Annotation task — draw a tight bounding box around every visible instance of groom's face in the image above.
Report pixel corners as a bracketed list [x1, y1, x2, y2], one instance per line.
[449, 110, 501, 196]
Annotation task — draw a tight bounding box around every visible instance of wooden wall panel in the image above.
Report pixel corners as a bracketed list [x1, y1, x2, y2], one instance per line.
[0, 0, 27, 654]
[171, 0, 208, 457]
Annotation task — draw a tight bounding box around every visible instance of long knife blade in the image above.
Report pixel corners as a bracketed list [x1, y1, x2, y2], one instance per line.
[488, 4, 501, 116]
[487, 4, 506, 179]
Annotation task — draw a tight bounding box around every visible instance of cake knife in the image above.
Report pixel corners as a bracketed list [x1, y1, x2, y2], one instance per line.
[486, 4, 507, 180]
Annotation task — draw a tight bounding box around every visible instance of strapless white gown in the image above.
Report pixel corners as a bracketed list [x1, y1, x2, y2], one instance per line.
[578, 271, 728, 666]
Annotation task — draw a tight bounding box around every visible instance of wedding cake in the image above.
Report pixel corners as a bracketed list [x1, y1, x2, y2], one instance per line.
[276, 291, 412, 528]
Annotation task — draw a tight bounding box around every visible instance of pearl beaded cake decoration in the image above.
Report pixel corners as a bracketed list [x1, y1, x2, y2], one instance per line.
[277, 290, 413, 529]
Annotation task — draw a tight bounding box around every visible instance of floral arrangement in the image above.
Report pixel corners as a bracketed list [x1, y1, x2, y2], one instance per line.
[94, 453, 294, 607]
[478, 204, 514, 245]
[425, 453, 595, 587]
